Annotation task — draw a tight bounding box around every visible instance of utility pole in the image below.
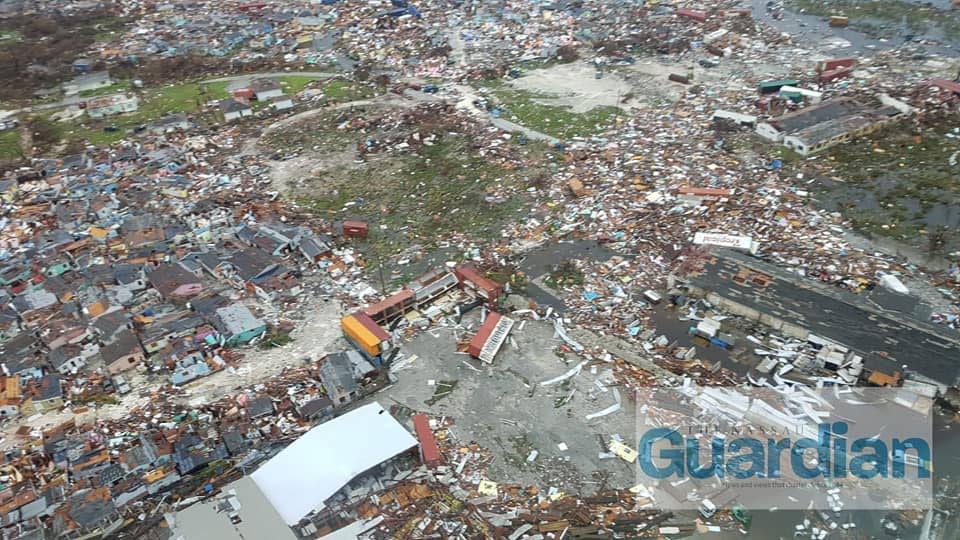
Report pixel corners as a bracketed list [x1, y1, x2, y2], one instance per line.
[377, 254, 388, 292]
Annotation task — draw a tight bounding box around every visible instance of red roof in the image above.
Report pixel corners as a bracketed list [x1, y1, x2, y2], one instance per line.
[412, 414, 441, 468]
[467, 312, 501, 358]
[352, 311, 390, 342]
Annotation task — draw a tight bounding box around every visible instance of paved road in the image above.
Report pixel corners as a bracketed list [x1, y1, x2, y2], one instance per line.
[491, 117, 559, 145]
[202, 71, 340, 84]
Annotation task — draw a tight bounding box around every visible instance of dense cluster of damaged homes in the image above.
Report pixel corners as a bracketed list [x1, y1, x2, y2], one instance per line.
[0, 354, 393, 540]
[0, 144, 370, 422]
[0, 256, 516, 539]
[0, 138, 521, 537]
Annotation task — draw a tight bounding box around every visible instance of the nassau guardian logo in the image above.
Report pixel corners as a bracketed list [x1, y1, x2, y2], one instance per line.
[635, 386, 935, 511]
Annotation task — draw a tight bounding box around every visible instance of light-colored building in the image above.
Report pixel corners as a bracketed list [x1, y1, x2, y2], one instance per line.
[212, 303, 266, 346]
[270, 95, 294, 111]
[756, 97, 911, 156]
[250, 78, 283, 101]
[220, 98, 253, 121]
[86, 94, 139, 119]
[170, 402, 417, 539]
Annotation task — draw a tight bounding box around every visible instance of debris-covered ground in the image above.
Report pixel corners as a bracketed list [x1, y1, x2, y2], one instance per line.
[0, 0, 959, 539]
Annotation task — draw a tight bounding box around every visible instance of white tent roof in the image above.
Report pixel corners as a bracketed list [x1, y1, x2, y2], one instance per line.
[251, 402, 417, 525]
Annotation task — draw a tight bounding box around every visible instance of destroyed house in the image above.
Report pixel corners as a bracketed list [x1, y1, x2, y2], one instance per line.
[60, 494, 119, 536]
[142, 313, 205, 352]
[296, 396, 333, 420]
[147, 263, 203, 299]
[99, 330, 145, 374]
[211, 303, 266, 345]
[245, 395, 275, 419]
[319, 350, 375, 406]
[173, 436, 228, 475]
[21, 374, 63, 415]
[48, 345, 86, 375]
[220, 98, 253, 121]
[227, 248, 282, 284]
[248, 402, 417, 526]
[170, 352, 211, 385]
[755, 97, 908, 156]
[298, 235, 332, 263]
[249, 79, 283, 101]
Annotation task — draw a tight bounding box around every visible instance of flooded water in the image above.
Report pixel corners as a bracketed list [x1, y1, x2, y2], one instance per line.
[518, 239, 622, 311]
[746, 0, 959, 55]
[648, 304, 749, 373]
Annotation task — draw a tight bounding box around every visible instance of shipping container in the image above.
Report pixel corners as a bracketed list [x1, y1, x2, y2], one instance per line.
[758, 79, 799, 94]
[342, 220, 369, 238]
[364, 289, 415, 326]
[568, 178, 587, 197]
[818, 66, 853, 84]
[341, 313, 390, 358]
[668, 73, 691, 84]
[467, 312, 501, 358]
[817, 57, 856, 73]
[455, 264, 502, 303]
[412, 413, 442, 468]
[829, 15, 849, 27]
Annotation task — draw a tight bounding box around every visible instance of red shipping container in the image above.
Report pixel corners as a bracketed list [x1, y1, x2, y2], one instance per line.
[342, 220, 369, 238]
[353, 311, 390, 342]
[412, 413, 442, 468]
[819, 67, 853, 84]
[467, 312, 501, 358]
[364, 289, 415, 325]
[818, 58, 856, 73]
[455, 264, 503, 303]
[676, 8, 707, 22]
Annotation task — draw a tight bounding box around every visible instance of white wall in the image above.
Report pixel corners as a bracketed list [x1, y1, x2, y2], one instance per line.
[755, 122, 783, 141]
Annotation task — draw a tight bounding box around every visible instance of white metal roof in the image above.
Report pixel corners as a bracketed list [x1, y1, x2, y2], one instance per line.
[251, 402, 417, 525]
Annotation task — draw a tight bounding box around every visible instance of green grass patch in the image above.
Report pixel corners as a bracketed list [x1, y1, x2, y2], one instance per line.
[322, 80, 376, 102]
[277, 75, 322, 93]
[59, 81, 231, 146]
[479, 81, 621, 139]
[425, 380, 458, 406]
[0, 129, 22, 160]
[296, 136, 543, 257]
[79, 81, 132, 98]
[0, 29, 22, 44]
